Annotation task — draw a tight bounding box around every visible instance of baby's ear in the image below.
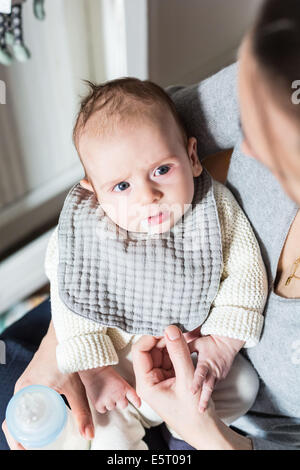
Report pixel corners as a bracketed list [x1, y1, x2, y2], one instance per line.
[79, 178, 94, 192]
[188, 137, 202, 177]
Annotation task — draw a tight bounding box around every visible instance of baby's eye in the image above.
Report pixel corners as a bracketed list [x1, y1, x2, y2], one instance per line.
[154, 165, 170, 176]
[113, 181, 130, 192]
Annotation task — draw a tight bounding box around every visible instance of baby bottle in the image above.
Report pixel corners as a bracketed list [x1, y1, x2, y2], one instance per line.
[5, 384, 90, 450]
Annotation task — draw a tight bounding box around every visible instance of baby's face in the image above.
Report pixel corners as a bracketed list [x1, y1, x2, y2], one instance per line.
[79, 114, 202, 234]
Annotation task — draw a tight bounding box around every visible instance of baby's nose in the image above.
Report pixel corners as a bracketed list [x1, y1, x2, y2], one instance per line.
[139, 184, 162, 205]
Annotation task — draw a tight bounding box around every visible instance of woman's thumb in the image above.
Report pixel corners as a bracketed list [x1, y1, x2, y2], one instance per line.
[164, 325, 195, 384]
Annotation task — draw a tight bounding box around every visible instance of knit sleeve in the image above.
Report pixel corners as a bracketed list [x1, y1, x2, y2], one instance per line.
[200, 181, 268, 347]
[45, 227, 119, 373]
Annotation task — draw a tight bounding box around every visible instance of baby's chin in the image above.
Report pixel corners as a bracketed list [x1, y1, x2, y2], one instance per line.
[139, 219, 173, 235]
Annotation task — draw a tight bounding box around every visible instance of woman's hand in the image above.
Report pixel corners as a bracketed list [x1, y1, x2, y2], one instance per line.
[132, 325, 217, 449]
[1, 321, 94, 449]
[156, 329, 245, 414]
[132, 325, 253, 450]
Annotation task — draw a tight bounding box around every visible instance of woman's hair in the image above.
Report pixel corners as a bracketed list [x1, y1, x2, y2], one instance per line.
[252, 0, 300, 118]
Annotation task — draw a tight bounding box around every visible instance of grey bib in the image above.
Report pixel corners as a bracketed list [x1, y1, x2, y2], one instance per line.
[57, 169, 223, 335]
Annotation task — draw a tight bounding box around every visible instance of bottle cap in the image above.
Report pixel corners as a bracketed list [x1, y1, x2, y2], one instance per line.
[6, 385, 67, 448]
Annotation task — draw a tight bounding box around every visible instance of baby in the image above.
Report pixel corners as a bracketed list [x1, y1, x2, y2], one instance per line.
[45, 78, 268, 449]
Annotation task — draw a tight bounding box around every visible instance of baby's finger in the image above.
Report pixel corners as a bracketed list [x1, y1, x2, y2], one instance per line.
[198, 375, 215, 413]
[95, 403, 108, 414]
[191, 364, 209, 394]
[183, 326, 201, 343]
[105, 400, 117, 411]
[126, 388, 141, 408]
[117, 397, 129, 410]
[156, 337, 166, 349]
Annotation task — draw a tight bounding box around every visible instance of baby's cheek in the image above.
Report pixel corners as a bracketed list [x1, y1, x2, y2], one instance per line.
[101, 199, 130, 229]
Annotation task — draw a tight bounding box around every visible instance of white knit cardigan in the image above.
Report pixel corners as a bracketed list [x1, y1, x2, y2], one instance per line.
[45, 180, 268, 373]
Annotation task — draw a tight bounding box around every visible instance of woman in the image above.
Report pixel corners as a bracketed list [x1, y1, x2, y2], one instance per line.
[1, 0, 300, 450]
[131, 0, 300, 450]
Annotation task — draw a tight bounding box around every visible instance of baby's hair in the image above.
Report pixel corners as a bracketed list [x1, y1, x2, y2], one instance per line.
[72, 77, 188, 167]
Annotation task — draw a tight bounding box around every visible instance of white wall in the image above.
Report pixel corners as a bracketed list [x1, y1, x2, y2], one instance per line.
[0, 0, 106, 312]
[148, 0, 263, 86]
[0, 0, 105, 253]
[100, 0, 148, 80]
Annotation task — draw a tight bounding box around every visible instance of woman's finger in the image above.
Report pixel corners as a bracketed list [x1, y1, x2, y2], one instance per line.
[131, 335, 158, 384]
[151, 346, 163, 368]
[63, 375, 94, 440]
[164, 325, 195, 385]
[198, 374, 216, 413]
[2, 420, 25, 450]
[162, 348, 173, 370]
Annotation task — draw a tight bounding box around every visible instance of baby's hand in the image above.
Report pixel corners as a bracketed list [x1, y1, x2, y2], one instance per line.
[79, 366, 141, 414]
[189, 335, 244, 413]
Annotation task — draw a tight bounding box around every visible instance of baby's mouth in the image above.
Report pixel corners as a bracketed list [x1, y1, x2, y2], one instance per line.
[147, 211, 169, 226]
